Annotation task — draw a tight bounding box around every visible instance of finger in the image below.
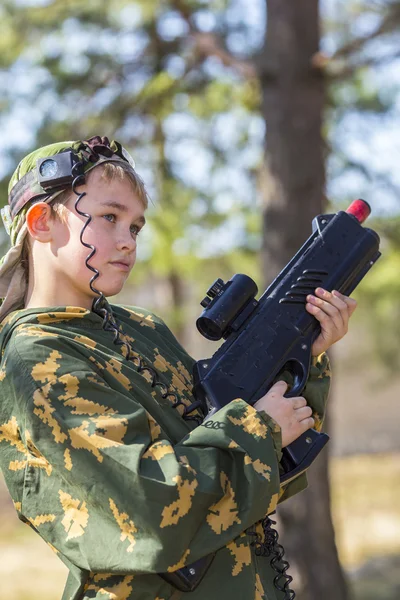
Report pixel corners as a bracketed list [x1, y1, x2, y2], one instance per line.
[270, 380, 288, 393]
[306, 298, 344, 331]
[292, 397, 307, 409]
[294, 406, 313, 420]
[299, 416, 315, 431]
[332, 290, 358, 316]
[312, 290, 348, 330]
[317, 289, 349, 330]
[315, 288, 349, 313]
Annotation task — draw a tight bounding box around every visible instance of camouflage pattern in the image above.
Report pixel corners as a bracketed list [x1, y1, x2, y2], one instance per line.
[0, 303, 331, 600]
[7, 137, 130, 220]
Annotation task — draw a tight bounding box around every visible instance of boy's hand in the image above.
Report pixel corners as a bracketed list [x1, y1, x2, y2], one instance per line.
[306, 288, 357, 356]
[254, 381, 314, 448]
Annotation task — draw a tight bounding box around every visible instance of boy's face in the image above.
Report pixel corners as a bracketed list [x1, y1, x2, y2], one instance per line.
[45, 167, 146, 306]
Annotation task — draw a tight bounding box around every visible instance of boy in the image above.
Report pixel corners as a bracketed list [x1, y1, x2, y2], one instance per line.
[0, 136, 356, 600]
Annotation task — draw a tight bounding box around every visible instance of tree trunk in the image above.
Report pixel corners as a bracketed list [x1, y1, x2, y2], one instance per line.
[258, 0, 325, 282]
[257, 2, 349, 599]
[168, 270, 189, 346]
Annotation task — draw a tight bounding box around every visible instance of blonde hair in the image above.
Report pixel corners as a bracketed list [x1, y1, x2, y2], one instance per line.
[21, 161, 148, 283]
[52, 161, 149, 222]
[97, 162, 149, 209]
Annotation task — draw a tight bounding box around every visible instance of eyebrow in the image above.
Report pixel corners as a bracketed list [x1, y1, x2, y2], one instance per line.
[100, 201, 146, 226]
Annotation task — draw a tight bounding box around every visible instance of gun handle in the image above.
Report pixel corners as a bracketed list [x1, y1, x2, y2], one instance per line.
[280, 428, 329, 484]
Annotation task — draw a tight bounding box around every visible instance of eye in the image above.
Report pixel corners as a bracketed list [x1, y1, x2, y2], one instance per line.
[130, 224, 142, 236]
[103, 213, 116, 223]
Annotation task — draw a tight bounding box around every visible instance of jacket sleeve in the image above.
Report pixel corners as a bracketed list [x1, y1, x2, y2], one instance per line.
[5, 333, 283, 576]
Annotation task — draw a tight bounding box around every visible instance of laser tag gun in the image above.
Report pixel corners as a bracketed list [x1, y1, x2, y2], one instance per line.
[193, 199, 381, 484]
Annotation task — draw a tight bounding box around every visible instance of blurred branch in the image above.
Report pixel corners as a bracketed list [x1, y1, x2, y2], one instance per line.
[312, 2, 400, 80]
[329, 147, 400, 200]
[332, 2, 400, 61]
[171, 0, 257, 79]
[329, 49, 400, 81]
[103, 56, 206, 121]
[192, 32, 257, 79]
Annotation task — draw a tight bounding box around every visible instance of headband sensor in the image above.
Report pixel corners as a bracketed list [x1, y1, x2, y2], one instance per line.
[37, 151, 81, 192]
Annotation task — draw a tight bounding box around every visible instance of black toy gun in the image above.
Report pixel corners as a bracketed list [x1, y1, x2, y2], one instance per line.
[193, 199, 381, 485]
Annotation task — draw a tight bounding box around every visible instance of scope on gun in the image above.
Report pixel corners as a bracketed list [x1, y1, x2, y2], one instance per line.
[197, 275, 258, 341]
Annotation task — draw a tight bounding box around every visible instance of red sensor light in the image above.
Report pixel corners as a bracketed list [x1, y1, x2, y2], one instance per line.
[346, 199, 371, 224]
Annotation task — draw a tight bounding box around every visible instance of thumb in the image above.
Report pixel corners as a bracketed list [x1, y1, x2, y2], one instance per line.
[271, 380, 288, 393]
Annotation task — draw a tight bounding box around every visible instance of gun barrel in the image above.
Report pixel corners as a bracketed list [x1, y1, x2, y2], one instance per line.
[346, 198, 371, 224]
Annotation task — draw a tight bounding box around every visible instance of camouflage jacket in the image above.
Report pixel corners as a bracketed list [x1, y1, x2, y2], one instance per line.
[0, 303, 331, 600]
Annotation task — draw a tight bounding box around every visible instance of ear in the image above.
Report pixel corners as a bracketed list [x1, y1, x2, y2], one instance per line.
[26, 202, 53, 242]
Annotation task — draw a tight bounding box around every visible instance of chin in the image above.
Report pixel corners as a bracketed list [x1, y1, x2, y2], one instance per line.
[93, 280, 125, 298]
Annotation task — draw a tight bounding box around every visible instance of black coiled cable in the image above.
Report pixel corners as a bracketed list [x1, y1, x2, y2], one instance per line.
[72, 161, 102, 299]
[72, 167, 203, 425]
[248, 512, 295, 599]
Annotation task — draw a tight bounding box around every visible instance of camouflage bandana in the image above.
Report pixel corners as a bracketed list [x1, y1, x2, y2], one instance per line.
[0, 136, 136, 320]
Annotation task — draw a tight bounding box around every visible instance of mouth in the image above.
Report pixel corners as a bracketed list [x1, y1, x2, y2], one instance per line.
[109, 261, 131, 272]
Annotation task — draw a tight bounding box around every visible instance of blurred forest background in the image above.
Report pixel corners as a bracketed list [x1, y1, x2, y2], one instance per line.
[0, 0, 400, 599]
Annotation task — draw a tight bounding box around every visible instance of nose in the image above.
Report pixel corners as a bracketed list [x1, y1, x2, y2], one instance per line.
[116, 229, 137, 253]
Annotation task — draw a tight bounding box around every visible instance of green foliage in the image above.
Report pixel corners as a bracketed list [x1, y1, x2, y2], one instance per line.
[325, 0, 400, 210]
[351, 233, 400, 371]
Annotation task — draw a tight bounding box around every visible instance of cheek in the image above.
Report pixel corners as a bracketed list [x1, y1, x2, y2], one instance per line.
[81, 219, 115, 251]
[69, 220, 111, 263]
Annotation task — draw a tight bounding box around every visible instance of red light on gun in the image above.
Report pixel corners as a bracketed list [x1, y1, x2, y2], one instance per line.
[346, 199, 371, 224]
